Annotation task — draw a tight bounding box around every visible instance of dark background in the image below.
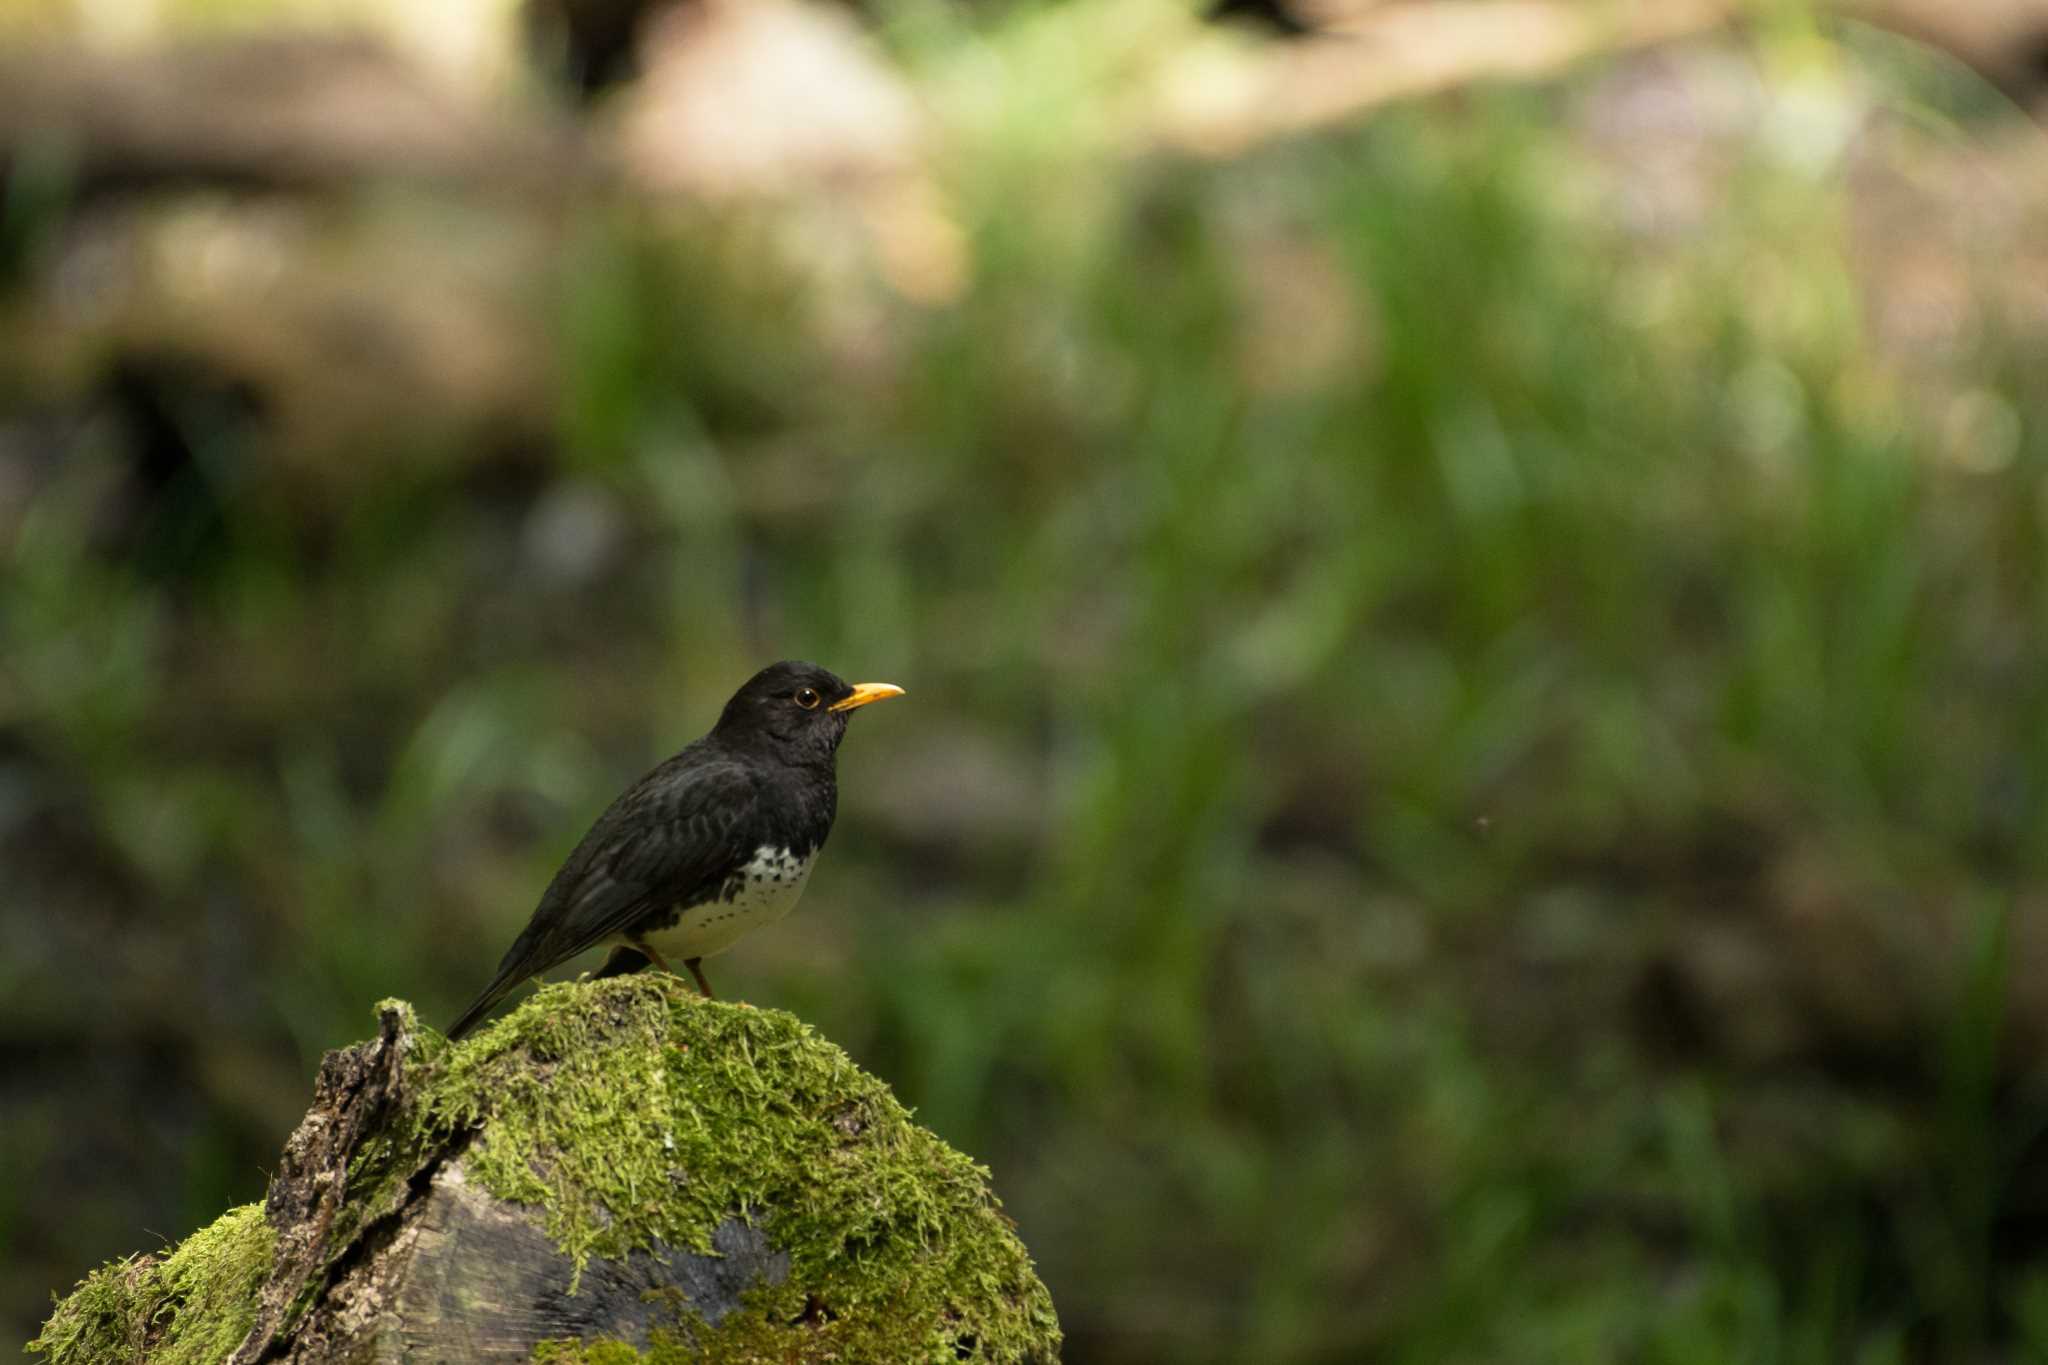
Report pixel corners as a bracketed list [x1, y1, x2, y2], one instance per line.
[7, 1, 2048, 1359]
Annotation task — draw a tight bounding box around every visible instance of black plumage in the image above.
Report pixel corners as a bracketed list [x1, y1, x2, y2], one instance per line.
[445, 660, 901, 1039]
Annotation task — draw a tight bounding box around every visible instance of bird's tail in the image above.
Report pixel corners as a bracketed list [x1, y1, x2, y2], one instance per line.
[446, 913, 564, 1039]
[445, 973, 518, 1040]
[446, 957, 540, 1039]
[446, 944, 652, 1039]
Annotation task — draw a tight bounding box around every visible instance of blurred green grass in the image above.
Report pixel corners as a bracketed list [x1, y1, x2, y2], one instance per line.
[7, 7, 2048, 1362]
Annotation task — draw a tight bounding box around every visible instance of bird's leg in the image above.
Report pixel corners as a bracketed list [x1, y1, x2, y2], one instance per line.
[630, 938, 675, 976]
[592, 945, 650, 980]
[628, 940, 713, 999]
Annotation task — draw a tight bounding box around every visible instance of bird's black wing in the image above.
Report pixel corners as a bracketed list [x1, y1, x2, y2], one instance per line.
[445, 752, 757, 1038]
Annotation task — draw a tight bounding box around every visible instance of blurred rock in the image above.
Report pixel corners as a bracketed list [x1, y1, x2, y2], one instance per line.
[607, 0, 968, 302]
[6, 193, 560, 483]
[609, 0, 920, 198]
[520, 479, 626, 587]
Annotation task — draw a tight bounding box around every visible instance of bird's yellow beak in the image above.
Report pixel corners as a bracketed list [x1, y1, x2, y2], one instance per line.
[829, 682, 905, 713]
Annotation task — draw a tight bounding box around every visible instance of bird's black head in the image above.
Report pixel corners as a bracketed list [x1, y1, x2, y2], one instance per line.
[711, 660, 903, 765]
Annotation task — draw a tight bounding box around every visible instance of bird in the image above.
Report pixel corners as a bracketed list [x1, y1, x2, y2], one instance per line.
[445, 660, 903, 1039]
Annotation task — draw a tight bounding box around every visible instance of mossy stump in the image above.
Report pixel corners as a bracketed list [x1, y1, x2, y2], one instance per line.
[29, 977, 1061, 1364]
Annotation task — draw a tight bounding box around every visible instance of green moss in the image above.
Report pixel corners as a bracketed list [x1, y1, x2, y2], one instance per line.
[534, 1337, 667, 1363]
[31, 980, 1058, 1363]
[28, 1203, 274, 1365]
[422, 975, 1060, 1362]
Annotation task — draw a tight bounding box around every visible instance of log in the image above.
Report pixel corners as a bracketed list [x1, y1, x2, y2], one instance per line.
[0, 33, 583, 196]
[27, 978, 1061, 1364]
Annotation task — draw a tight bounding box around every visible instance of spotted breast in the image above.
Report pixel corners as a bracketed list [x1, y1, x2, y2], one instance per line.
[632, 843, 817, 965]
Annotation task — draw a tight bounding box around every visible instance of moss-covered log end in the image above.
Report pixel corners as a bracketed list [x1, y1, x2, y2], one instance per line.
[29, 977, 1061, 1364]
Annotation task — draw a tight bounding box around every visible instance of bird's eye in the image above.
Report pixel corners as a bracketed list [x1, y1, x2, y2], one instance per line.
[794, 687, 822, 710]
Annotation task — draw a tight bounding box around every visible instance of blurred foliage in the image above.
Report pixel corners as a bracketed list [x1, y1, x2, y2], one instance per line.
[6, 3, 2048, 1362]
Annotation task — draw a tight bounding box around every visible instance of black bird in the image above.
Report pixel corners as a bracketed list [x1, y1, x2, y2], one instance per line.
[445, 661, 902, 1039]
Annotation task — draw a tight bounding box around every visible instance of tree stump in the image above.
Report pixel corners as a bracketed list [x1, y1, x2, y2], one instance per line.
[28, 978, 1061, 1363]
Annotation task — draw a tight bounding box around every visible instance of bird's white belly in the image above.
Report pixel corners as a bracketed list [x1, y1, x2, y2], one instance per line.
[638, 845, 814, 962]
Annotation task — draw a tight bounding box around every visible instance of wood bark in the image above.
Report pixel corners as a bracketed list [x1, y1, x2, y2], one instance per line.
[222, 1008, 811, 1363]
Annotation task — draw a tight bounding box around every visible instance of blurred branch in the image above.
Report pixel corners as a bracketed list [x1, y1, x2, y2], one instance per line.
[0, 34, 583, 196]
[1851, 0, 2048, 108]
[0, 0, 2037, 474]
[1159, 0, 2048, 158]
[1154, 0, 1744, 158]
[2, 1, 2038, 206]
